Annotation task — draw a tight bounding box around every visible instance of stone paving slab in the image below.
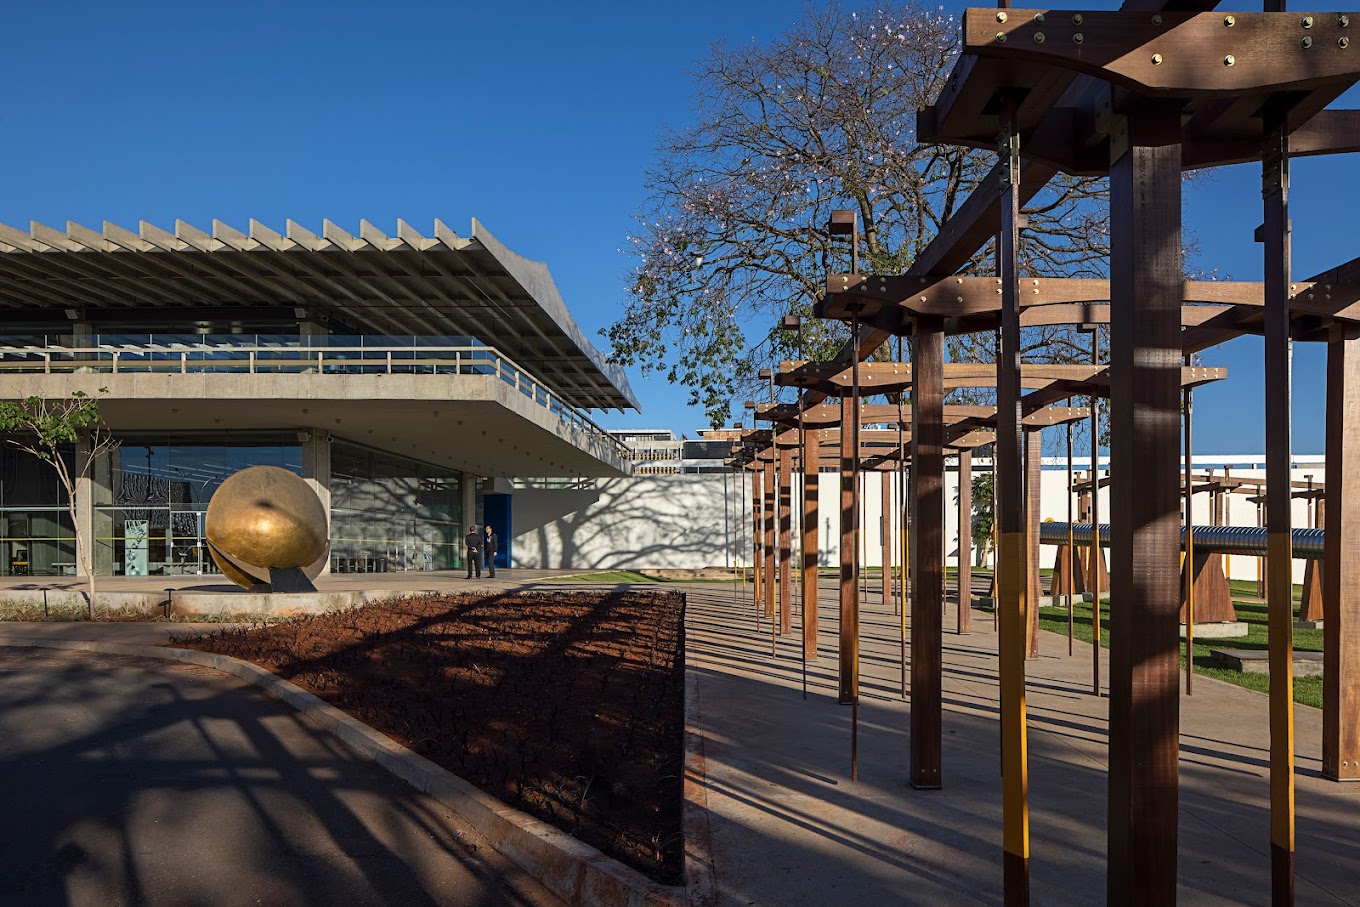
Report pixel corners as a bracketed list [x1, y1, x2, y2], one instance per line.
[1211, 647, 1326, 676]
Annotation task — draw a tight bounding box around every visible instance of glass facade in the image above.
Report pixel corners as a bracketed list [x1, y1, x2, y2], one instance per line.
[0, 432, 465, 576]
[0, 447, 75, 576]
[88, 433, 303, 577]
[330, 440, 463, 573]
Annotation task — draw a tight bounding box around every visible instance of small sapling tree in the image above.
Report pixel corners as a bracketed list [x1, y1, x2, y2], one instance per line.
[0, 391, 119, 616]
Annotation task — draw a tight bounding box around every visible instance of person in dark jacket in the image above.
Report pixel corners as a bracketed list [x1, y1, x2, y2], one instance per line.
[483, 524, 499, 578]
[464, 527, 481, 578]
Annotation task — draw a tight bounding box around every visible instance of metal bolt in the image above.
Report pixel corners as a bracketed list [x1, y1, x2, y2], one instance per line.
[996, 10, 1007, 22]
[1341, 15, 1350, 27]
[1072, 13, 1083, 25]
[1073, 32, 1084, 44]
[1303, 15, 1313, 28]
[1034, 31, 1046, 44]
[997, 32, 1007, 43]
[1034, 13, 1045, 23]
[1152, 53, 1163, 64]
[955, 296, 964, 303]
[1225, 15, 1235, 26]
[1343, 36, 1351, 48]
[1224, 54, 1235, 66]
[1302, 36, 1313, 48]
[1152, 14, 1162, 25]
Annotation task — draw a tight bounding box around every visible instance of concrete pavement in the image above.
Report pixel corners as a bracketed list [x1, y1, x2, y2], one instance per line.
[668, 578, 1360, 906]
[0, 644, 563, 906]
[5, 573, 1360, 905]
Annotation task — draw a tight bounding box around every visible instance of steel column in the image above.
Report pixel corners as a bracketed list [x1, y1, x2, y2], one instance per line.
[996, 97, 1030, 904]
[1323, 325, 1360, 781]
[911, 317, 945, 789]
[1106, 101, 1183, 907]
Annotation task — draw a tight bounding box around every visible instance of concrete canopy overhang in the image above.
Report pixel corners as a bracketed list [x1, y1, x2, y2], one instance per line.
[4, 373, 630, 478]
[0, 217, 638, 412]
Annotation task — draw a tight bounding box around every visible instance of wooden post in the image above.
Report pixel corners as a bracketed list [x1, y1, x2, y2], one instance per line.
[882, 470, 893, 606]
[995, 97, 1030, 903]
[1107, 101, 1183, 906]
[958, 450, 973, 633]
[764, 458, 776, 621]
[752, 467, 763, 614]
[911, 317, 945, 789]
[1025, 428, 1042, 659]
[839, 394, 859, 704]
[1323, 325, 1360, 781]
[1262, 96, 1296, 904]
[779, 445, 793, 635]
[803, 430, 820, 661]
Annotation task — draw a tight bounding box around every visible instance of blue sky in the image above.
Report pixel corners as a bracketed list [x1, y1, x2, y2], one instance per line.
[1, 1, 1351, 454]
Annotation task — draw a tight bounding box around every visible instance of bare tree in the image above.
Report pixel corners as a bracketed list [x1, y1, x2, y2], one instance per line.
[607, 1, 1109, 427]
[0, 391, 119, 615]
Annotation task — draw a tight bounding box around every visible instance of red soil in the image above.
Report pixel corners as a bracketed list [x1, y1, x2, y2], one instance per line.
[171, 590, 686, 882]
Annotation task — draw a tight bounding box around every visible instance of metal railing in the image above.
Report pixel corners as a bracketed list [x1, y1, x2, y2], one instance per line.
[0, 341, 630, 463]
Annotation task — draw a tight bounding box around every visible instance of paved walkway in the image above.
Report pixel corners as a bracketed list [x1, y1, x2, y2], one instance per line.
[5, 575, 1360, 905]
[669, 579, 1360, 906]
[0, 639, 563, 906]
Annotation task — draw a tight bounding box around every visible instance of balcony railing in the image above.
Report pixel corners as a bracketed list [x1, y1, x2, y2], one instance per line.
[0, 341, 630, 464]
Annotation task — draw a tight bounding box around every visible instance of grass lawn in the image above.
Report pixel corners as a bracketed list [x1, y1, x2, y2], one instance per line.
[555, 570, 661, 583]
[1018, 594, 1322, 708]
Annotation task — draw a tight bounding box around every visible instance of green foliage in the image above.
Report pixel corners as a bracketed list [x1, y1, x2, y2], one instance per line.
[0, 392, 106, 457]
[968, 471, 995, 557]
[607, 1, 1108, 427]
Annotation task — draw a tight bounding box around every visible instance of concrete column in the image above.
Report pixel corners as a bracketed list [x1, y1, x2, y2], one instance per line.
[301, 429, 332, 576]
[462, 471, 478, 569]
[74, 437, 94, 578]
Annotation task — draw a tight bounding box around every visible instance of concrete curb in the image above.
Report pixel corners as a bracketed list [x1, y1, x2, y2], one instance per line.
[0, 635, 696, 907]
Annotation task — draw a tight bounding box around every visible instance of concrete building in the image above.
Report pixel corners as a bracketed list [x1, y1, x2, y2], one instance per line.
[0, 217, 636, 578]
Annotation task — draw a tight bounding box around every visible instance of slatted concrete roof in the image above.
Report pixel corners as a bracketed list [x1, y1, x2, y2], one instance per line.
[0, 217, 637, 411]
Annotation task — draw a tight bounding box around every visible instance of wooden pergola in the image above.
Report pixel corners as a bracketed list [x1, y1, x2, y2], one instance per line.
[734, 4, 1360, 903]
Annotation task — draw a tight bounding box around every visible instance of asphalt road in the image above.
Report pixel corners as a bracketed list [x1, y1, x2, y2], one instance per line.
[0, 647, 563, 907]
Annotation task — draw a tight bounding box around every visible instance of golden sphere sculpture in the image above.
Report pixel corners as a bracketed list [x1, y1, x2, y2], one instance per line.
[205, 465, 329, 592]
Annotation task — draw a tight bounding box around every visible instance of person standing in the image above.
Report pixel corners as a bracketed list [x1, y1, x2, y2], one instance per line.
[483, 524, 499, 578]
[464, 526, 481, 579]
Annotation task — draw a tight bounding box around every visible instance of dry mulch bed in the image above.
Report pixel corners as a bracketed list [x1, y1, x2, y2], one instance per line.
[170, 590, 686, 883]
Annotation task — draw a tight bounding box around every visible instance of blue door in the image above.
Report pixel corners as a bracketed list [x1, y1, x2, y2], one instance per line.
[482, 493, 512, 568]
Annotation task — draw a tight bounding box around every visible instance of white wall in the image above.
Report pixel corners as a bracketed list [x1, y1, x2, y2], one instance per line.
[509, 457, 1325, 582]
